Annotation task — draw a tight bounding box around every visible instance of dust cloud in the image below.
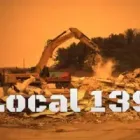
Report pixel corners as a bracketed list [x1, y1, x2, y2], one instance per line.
[92, 55, 116, 79]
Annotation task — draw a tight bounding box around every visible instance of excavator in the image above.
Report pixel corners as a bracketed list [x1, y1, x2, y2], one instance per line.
[0, 28, 100, 88]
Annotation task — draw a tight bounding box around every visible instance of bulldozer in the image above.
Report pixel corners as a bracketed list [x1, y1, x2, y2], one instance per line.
[0, 27, 100, 88]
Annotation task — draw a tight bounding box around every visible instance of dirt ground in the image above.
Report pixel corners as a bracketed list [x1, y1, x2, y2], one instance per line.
[0, 121, 140, 140]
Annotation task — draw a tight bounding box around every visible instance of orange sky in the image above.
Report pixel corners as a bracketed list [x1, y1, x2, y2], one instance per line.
[0, 0, 140, 67]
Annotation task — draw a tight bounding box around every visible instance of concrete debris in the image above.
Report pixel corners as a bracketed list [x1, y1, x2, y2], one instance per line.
[77, 89, 86, 101]
[7, 86, 18, 95]
[15, 76, 36, 92]
[58, 112, 75, 117]
[43, 88, 52, 97]
[116, 74, 124, 83]
[0, 68, 140, 120]
[97, 78, 114, 85]
[26, 110, 56, 118]
[1, 96, 8, 102]
[71, 76, 85, 82]
[26, 86, 42, 95]
[0, 87, 4, 98]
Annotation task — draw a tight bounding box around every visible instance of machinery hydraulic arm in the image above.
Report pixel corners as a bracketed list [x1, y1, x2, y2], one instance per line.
[35, 27, 100, 73]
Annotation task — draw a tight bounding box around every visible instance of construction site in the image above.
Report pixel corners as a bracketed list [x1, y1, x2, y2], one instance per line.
[0, 26, 140, 140]
[0, 0, 140, 139]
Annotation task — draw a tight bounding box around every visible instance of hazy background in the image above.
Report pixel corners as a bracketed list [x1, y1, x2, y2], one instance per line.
[0, 0, 139, 67]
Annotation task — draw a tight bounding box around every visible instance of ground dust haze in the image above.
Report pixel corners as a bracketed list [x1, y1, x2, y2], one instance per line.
[93, 55, 116, 79]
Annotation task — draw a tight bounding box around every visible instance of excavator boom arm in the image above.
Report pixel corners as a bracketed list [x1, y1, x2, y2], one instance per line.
[36, 28, 99, 73]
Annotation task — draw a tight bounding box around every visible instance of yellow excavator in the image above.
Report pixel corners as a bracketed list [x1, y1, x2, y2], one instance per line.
[0, 27, 99, 87]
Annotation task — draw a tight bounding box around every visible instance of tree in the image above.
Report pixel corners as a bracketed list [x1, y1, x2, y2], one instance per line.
[55, 48, 69, 68]
[55, 42, 91, 68]
[55, 28, 140, 73]
[124, 28, 136, 45]
[134, 30, 140, 46]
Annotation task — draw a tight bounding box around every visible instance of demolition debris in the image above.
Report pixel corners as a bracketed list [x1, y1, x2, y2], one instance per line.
[0, 68, 140, 119]
[1, 90, 140, 113]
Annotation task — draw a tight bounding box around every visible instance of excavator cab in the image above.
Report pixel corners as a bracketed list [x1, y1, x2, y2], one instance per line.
[40, 66, 50, 78]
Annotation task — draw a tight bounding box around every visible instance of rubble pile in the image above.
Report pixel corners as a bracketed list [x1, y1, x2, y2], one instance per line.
[77, 68, 140, 94]
[0, 68, 140, 122]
